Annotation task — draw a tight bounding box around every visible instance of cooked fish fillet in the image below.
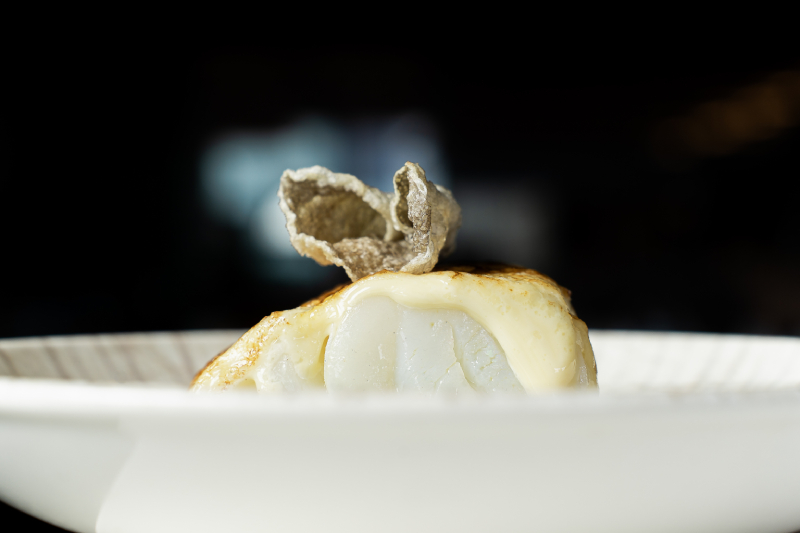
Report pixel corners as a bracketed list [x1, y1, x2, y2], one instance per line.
[191, 265, 597, 394]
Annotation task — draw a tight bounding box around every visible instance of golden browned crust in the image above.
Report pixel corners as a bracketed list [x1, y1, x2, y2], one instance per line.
[190, 345, 234, 387]
[435, 263, 575, 313]
[191, 311, 290, 390]
[190, 283, 353, 389]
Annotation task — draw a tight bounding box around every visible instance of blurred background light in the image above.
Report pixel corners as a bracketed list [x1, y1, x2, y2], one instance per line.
[651, 70, 800, 162]
[4, 48, 799, 340]
[200, 117, 347, 229]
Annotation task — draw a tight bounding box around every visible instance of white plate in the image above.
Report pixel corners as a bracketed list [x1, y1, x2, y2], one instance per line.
[1, 330, 799, 533]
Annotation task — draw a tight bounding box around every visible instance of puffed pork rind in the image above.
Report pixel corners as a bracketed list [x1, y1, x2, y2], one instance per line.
[278, 162, 461, 281]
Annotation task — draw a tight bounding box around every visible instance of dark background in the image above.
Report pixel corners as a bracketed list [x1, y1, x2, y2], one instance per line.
[2, 47, 799, 530]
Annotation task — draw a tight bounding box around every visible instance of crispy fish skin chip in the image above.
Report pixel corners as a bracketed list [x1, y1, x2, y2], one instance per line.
[278, 162, 461, 281]
[389, 162, 461, 272]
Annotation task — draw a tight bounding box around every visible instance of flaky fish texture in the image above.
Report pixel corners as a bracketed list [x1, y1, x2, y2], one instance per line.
[191, 265, 597, 395]
[278, 162, 461, 281]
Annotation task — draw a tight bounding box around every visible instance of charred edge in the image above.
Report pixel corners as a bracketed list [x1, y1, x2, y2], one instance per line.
[434, 262, 533, 275]
[301, 283, 352, 308]
[190, 343, 234, 388]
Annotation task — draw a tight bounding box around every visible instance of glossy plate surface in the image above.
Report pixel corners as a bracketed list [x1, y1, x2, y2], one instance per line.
[1, 330, 799, 533]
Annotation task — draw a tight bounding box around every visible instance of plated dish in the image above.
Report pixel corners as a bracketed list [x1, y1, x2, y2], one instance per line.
[1, 330, 799, 533]
[2, 163, 798, 532]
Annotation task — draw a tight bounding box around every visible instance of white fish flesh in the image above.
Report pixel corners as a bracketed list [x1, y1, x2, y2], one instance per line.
[192, 266, 597, 394]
